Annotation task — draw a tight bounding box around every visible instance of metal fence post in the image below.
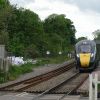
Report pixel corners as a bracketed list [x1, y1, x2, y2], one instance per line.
[89, 74, 93, 100]
[94, 74, 98, 100]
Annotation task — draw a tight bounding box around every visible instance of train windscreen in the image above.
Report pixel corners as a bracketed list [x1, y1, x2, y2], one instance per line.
[79, 45, 91, 53]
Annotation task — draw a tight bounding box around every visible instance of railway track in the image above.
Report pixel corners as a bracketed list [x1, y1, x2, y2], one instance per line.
[31, 72, 89, 100]
[0, 60, 75, 92]
[0, 59, 90, 100]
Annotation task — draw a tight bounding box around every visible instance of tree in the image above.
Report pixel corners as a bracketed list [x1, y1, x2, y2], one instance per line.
[92, 29, 100, 40]
[0, 1, 77, 58]
[7, 7, 44, 57]
[0, 30, 9, 45]
[0, 0, 11, 46]
[0, 0, 10, 9]
[77, 37, 87, 42]
[43, 14, 76, 53]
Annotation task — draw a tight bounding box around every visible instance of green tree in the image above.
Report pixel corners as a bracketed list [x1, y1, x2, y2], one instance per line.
[0, 1, 76, 58]
[43, 14, 76, 53]
[7, 7, 44, 57]
[0, 0, 10, 9]
[77, 37, 87, 42]
[0, 0, 11, 46]
[0, 30, 9, 45]
[92, 29, 100, 40]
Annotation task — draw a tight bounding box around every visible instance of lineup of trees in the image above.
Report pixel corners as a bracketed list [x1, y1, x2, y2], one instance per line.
[0, 0, 76, 58]
[76, 37, 87, 42]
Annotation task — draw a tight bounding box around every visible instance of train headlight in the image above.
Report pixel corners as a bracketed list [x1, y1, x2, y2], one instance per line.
[77, 54, 79, 57]
[91, 53, 94, 57]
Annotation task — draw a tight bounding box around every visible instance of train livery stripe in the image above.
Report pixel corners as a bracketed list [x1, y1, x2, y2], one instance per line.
[80, 53, 91, 67]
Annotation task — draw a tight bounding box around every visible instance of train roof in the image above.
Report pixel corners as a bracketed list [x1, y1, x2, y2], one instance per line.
[75, 40, 96, 48]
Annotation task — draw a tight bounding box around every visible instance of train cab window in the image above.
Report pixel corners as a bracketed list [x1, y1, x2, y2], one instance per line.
[79, 45, 91, 53]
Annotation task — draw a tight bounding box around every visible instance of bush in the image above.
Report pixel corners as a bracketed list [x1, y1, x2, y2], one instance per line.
[8, 63, 33, 80]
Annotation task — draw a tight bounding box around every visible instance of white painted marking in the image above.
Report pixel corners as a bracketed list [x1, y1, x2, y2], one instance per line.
[16, 92, 28, 97]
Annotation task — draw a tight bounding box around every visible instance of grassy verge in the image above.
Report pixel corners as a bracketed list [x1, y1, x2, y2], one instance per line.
[38, 55, 70, 64]
[0, 55, 70, 83]
[8, 63, 34, 80]
[98, 84, 100, 90]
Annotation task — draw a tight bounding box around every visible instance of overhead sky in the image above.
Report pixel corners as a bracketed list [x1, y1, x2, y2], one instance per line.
[9, 0, 100, 39]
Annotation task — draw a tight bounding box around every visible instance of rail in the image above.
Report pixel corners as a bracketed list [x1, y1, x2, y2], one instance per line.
[0, 60, 75, 92]
[31, 72, 88, 100]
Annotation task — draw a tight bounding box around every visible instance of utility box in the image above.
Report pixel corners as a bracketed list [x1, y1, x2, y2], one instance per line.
[0, 45, 5, 59]
[0, 45, 9, 82]
[0, 45, 7, 72]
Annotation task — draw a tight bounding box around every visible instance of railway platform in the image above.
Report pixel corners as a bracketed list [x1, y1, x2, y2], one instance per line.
[0, 93, 90, 100]
[77, 67, 100, 94]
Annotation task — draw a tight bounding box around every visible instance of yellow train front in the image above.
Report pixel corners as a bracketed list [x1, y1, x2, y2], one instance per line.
[75, 40, 97, 72]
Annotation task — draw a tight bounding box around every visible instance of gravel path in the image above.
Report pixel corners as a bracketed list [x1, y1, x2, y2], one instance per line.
[77, 66, 100, 93]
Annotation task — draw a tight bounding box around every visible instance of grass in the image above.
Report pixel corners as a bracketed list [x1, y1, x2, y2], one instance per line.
[8, 63, 34, 80]
[98, 84, 100, 90]
[47, 55, 69, 64]
[0, 73, 7, 83]
[0, 55, 70, 83]
[94, 84, 100, 91]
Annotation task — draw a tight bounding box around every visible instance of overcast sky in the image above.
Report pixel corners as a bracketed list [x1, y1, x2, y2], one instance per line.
[9, 0, 100, 40]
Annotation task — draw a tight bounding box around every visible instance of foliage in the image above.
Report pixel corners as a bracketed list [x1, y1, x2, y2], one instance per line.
[43, 14, 76, 55]
[7, 7, 44, 57]
[0, 0, 11, 46]
[0, 0, 76, 58]
[0, 73, 7, 83]
[45, 55, 69, 64]
[76, 37, 87, 42]
[8, 63, 33, 80]
[93, 29, 100, 40]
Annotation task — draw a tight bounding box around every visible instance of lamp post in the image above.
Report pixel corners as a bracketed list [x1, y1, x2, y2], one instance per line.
[46, 51, 50, 66]
[58, 51, 62, 55]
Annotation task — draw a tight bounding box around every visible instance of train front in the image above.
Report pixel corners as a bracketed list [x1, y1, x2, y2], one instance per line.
[76, 41, 96, 71]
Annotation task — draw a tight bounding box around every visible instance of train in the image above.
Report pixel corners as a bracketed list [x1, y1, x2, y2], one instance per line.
[75, 40, 98, 72]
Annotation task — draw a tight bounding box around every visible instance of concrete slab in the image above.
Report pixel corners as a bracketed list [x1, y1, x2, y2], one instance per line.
[0, 93, 89, 100]
[77, 67, 100, 93]
[62, 96, 80, 100]
[37, 94, 63, 100]
[3, 93, 100, 100]
[0, 94, 81, 100]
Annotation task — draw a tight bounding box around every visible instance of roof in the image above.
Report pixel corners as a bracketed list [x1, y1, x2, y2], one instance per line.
[75, 40, 96, 48]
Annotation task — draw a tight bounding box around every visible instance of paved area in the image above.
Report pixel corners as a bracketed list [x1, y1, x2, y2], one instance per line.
[3, 93, 100, 100]
[78, 66, 100, 93]
[0, 93, 89, 100]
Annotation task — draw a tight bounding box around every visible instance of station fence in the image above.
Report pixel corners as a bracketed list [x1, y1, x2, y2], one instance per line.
[89, 74, 100, 100]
